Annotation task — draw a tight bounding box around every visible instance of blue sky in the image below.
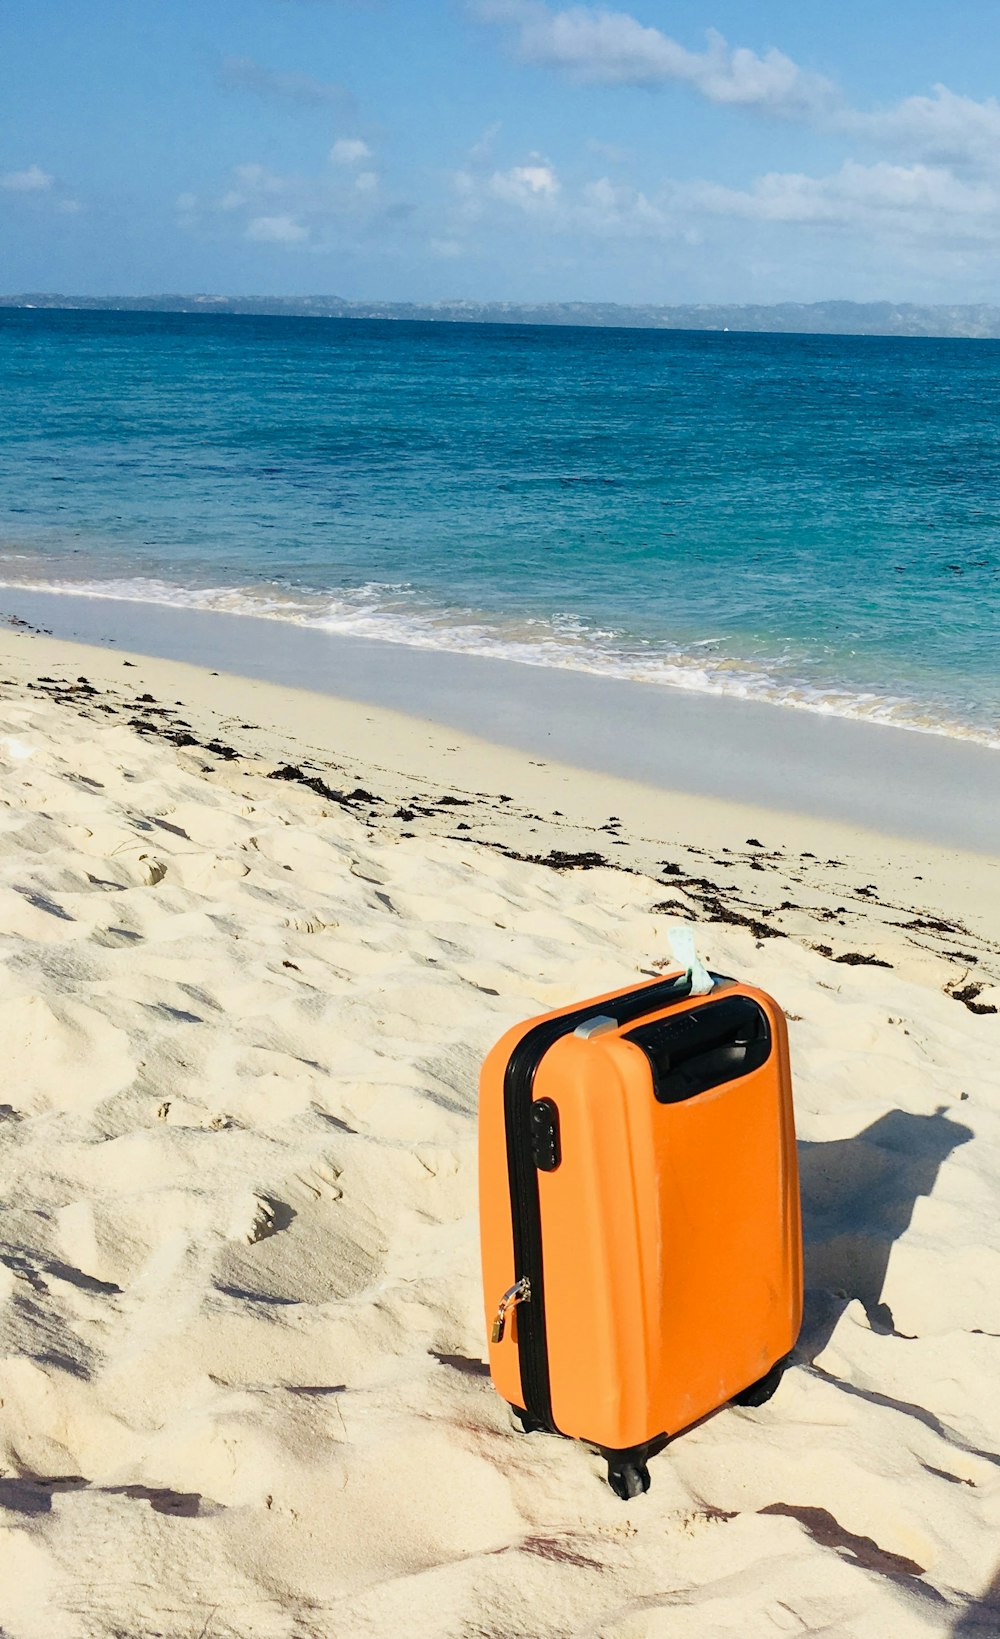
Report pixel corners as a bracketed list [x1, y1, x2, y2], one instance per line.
[3, 0, 1000, 303]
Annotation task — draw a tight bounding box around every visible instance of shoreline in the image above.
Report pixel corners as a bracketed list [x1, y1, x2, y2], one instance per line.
[1, 614, 996, 976]
[1, 584, 998, 857]
[1, 574, 993, 756]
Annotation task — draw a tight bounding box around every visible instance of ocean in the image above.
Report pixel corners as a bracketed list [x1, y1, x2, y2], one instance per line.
[1, 308, 997, 747]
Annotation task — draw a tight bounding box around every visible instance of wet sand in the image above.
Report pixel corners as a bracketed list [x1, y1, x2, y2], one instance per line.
[1, 584, 997, 853]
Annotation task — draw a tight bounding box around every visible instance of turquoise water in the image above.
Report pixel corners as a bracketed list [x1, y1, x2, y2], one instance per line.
[1, 309, 998, 745]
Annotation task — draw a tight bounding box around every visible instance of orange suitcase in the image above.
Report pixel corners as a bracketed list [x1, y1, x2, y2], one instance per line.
[479, 968, 802, 1497]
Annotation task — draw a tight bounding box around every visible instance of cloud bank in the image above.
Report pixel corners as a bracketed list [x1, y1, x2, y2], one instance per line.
[175, 17, 1000, 298]
[473, 3, 1000, 179]
[461, 1, 1000, 268]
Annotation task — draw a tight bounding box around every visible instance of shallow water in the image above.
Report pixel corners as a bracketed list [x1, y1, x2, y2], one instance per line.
[1, 309, 997, 745]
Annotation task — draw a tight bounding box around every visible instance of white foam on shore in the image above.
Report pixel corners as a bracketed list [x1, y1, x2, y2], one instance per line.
[1, 569, 997, 751]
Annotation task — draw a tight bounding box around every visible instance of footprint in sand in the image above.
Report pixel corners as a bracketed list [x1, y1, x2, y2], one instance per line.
[213, 1162, 383, 1306]
[227, 1193, 296, 1245]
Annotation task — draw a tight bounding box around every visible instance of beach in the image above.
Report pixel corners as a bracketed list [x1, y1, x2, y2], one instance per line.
[0, 607, 997, 1638]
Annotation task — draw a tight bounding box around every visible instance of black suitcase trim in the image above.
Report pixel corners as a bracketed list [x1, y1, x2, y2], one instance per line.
[502, 971, 704, 1433]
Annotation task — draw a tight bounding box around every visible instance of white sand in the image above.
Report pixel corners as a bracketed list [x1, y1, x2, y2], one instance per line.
[0, 624, 998, 1638]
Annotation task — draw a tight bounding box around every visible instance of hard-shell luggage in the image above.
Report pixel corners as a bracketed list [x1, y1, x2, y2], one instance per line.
[478, 966, 802, 1497]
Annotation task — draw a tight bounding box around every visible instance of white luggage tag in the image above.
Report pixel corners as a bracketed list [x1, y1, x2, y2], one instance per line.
[668, 923, 715, 996]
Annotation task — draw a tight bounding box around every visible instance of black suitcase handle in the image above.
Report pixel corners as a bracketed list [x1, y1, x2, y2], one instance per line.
[625, 994, 771, 1103]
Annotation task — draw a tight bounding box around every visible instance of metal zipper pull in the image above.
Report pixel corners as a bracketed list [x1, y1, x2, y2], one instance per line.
[491, 1277, 531, 1343]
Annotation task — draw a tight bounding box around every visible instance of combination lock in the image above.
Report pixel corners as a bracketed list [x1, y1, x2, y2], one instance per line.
[530, 1098, 561, 1171]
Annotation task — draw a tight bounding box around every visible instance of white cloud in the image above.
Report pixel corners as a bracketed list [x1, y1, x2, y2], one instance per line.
[1, 161, 80, 213]
[457, 154, 676, 242]
[473, 4, 837, 117]
[216, 165, 290, 214]
[178, 150, 406, 252]
[489, 161, 561, 207]
[686, 161, 1000, 237]
[1, 164, 54, 192]
[577, 174, 666, 235]
[246, 213, 310, 243]
[845, 86, 1000, 175]
[219, 164, 294, 212]
[331, 137, 373, 166]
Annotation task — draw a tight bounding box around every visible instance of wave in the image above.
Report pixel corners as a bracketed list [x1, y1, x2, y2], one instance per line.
[0, 568, 996, 750]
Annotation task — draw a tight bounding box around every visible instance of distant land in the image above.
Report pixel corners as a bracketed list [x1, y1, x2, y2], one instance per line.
[6, 293, 1000, 338]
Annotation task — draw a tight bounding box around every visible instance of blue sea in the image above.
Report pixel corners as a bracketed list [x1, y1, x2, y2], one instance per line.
[1, 309, 998, 747]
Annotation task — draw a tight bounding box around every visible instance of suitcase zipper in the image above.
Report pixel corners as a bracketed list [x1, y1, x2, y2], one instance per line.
[502, 971, 700, 1432]
[491, 1277, 531, 1343]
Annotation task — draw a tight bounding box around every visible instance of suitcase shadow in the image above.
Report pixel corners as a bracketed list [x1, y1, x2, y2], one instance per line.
[952, 1566, 1000, 1634]
[796, 1106, 973, 1361]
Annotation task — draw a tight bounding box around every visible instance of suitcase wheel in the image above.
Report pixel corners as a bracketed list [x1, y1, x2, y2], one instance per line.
[603, 1461, 649, 1501]
[731, 1359, 787, 1408]
[605, 1452, 651, 1501]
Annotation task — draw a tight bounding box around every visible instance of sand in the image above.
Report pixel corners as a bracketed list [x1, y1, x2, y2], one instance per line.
[0, 617, 998, 1638]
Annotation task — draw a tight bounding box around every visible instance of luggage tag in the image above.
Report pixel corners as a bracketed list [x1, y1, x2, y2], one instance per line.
[668, 924, 715, 995]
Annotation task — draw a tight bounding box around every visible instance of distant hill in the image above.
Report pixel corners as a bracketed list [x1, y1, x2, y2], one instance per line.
[5, 293, 1000, 338]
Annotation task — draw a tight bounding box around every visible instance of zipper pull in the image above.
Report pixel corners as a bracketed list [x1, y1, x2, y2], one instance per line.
[491, 1277, 531, 1343]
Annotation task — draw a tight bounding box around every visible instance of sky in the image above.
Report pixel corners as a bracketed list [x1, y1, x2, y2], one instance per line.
[4, 0, 1000, 305]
